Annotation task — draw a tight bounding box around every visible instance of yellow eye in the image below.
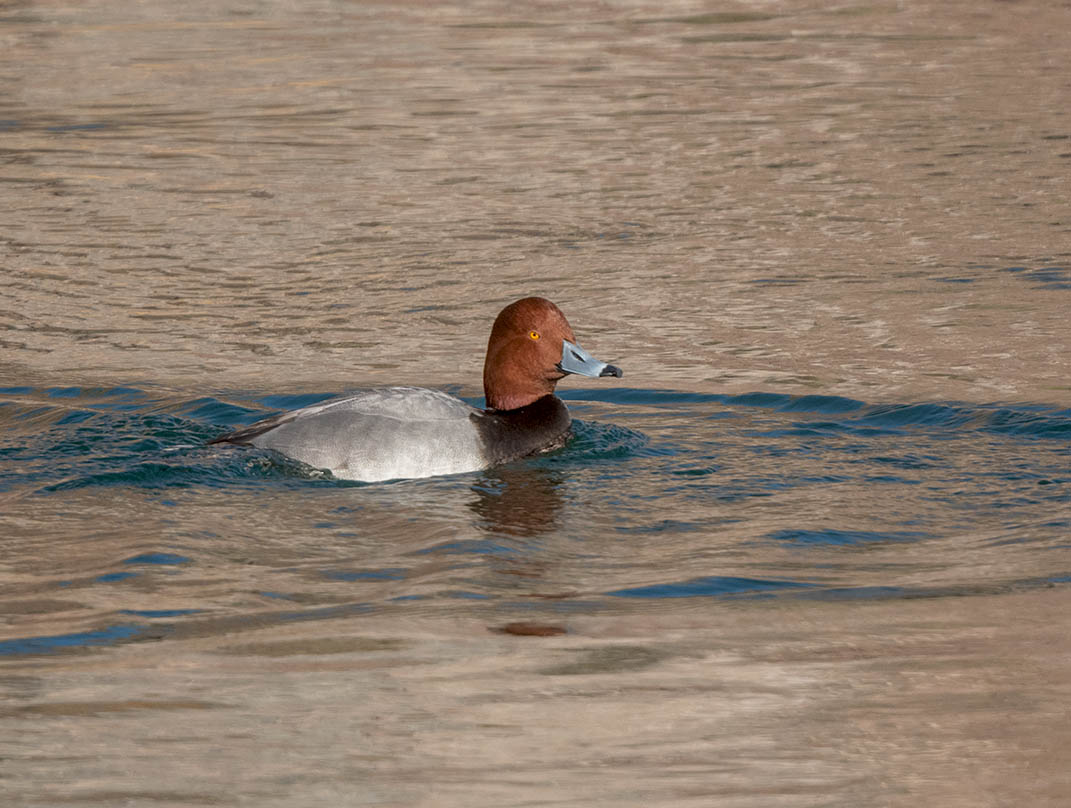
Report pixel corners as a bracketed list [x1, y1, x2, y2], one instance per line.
[529, 330, 540, 340]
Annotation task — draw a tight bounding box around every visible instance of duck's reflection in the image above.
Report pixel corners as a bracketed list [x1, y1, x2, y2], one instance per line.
[468, 465, 575, 611]
[468, 465, 564, 538]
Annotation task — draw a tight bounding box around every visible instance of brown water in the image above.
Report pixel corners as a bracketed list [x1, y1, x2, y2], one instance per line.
[3, 1, 1071, 806]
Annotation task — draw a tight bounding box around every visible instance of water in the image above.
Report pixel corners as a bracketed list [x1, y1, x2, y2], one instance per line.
[3, 1, 1071, 806]
[3, 384, 1070, 805]
[4, 385, 1070, 602]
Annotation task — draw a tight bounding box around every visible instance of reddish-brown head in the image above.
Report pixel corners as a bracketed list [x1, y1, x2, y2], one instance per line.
[483, 297, 577, 411]
[481, 297, 623, 410]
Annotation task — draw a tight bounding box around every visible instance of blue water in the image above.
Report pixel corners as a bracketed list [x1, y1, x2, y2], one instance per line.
[2, 384, 1070, 656]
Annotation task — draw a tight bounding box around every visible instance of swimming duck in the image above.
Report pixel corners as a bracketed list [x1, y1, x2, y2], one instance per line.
[210, 297, 622, 481]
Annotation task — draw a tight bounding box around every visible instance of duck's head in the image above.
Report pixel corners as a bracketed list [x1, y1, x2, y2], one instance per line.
[482, 297, 622, 411]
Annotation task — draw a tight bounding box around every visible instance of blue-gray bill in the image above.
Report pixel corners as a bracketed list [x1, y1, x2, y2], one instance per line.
[557, 339, 623, 378]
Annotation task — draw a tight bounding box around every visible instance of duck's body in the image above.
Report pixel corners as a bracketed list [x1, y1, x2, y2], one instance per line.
[210, 297, 621, 482]
[212, 387, 571, 482]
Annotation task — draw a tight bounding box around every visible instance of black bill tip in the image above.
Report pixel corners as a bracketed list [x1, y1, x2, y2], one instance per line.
[599, 364, 623, 378]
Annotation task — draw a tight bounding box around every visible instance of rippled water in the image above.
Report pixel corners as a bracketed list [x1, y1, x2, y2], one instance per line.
[3, 1, 1071, 806]
[4, 384, 1071, 602]
[4, 383, 1070, 804]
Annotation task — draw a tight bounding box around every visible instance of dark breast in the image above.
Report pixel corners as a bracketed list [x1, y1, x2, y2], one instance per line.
[472, 395, 572, 466]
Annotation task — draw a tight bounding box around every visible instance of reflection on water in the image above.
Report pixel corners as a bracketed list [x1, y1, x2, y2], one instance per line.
[3, 0, 1071, 806]
[470, 467, 565, 537]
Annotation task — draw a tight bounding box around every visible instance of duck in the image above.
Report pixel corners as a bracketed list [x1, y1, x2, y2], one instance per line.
[209, 297, 622, 482]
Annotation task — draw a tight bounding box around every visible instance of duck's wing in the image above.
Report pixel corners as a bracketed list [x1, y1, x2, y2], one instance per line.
[210, 387, 485, 482]
[209, 387, 475, 445]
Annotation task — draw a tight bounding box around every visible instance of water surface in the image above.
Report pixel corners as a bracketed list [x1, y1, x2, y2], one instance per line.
[2, 1, 1071, 806]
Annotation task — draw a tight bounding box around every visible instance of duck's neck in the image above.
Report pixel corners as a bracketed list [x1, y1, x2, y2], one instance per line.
[483, 370, 559, 411]
[485, 389, 550, 412]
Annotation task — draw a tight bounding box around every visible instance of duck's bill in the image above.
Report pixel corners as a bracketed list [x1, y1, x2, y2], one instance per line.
[558, 339, 623, 378]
